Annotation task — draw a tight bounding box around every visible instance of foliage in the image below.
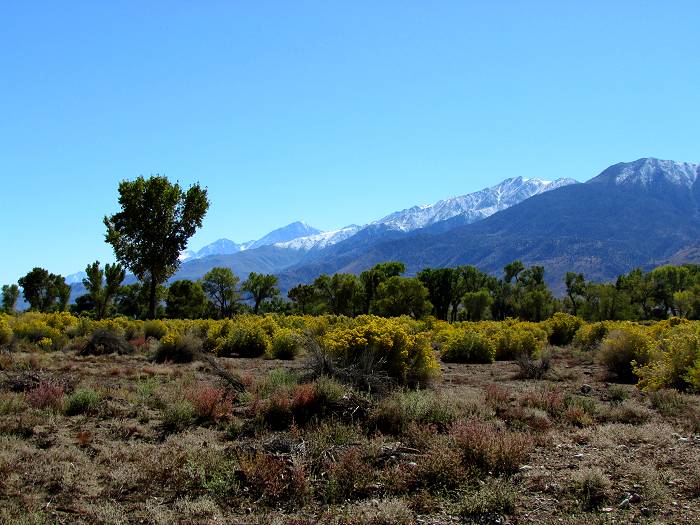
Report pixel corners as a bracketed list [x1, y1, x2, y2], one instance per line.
[371, 276, 432, 319]
[441, 328, 495, 363]
[269, 327, 304, 359]
[1, 284, 19, 313]
[154, 332, 201, 363]
[321, 315, 440, 386]
[598, 326, 653, 382]
[0, 316, 12, 347]
[635, 323, 700, 392]
[214, 316, 270, 357]
[166, 280, 208, 319]
[241, 272, 279, 314]
[65, 388, 101, 416]
[104, 175, 209, 318]
[371, 389, 457, 434]
[543, 312, 584, 346]
[202, 267, 240, 318]
[18, 267, 70, 312]
[80, 328, 132, 356]
[82, 260, 125, 319]
[143, 320, 168, 340]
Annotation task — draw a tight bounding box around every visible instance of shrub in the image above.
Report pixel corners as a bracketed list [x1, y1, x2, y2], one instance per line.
[573, 321, 609, 351]
[79, 328, 132, 356]
[217, 319, 270, 358]
[10, 314, 66, 350]
[324, 446, 374, 502]
[269, 328, 304, 360]
[459, 479, 516, 522]
[185, 384, 233, 422]
[607, 384, 629, 403]
[635, 323, 700, 392]
[26, 380, 64, 411]
[441, 329, 495, 363]
[0, 317, 12, 347]
[450, 419, 533, 474]
[372, 389, 458, 435]
[65, 388, 101, 416]
[153, 332, 201, 363]
[321, 315, 440, 386]
[519, 386, 565, 417]
[143, 320, 168, 340]
[492, 323, 547, 360]
[598, 327, 653, 382]
[162, 400, 195, 431]
[543, 312, 585, 346]
[648, 389, 687, 416]
[238, 451, 308, 504]
[515, 351, 551, 379]
[571, 467, 610, 509]
[411, 436, 470, 492]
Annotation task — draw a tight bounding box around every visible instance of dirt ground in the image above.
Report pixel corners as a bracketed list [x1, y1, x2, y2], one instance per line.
[0, 347, 698, 525]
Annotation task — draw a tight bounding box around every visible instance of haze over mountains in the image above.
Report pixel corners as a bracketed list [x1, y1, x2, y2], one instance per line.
[65, 158, 700, 298]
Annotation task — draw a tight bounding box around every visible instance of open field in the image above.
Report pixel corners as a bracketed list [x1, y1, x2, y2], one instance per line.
[0, 324, 698, 525]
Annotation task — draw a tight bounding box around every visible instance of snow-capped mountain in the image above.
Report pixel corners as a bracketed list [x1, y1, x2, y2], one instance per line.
[247, 221, 322, 249]
[589, 158, 700, 189]
[276, 225, 362, 250]
[65, 271, 87, 284]
[181, 222, 321, 261]
[273, 176, 577, 251]
[373, 177, 577, 232]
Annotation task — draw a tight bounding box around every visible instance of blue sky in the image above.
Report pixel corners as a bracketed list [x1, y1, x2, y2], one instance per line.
[1, 1, 699, 284]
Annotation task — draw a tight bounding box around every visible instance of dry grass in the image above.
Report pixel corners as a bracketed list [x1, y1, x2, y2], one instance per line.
[0, 347, 697, 524]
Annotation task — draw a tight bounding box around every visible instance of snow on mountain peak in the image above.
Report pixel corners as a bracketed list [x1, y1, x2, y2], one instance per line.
[590, 158, 700, 188]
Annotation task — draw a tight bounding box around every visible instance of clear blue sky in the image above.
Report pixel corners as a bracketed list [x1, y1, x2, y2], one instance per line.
[1, 1, 699, 284]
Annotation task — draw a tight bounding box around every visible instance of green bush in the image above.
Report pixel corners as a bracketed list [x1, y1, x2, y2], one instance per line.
[441, 329, 495, 363]
[269, 328, 304, 360]
[543, 312, 584, 346]
[0, 317, 12, 347]
[65, 388, 101, 416]
[372, 389, 458, 435]
[143, 320, 168, 340]
[598, 327, 653, 383]
[460, 479, 516, 522]
[162, 400, 195, 431]
[492, 323, 547, 360]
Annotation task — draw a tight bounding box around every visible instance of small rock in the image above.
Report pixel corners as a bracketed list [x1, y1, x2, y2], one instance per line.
[601, 507, 613, 512]
[573, 453, 584, 459]
[407, 461, 418, 469]
[519, 465, 533, 471]
[580, 384, 593, 394]
[640, 507, 652, 517]
[619, 497, 631, 509]
[629, 493, 641, 504]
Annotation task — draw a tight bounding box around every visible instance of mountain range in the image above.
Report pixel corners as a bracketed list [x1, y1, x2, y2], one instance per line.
[65, 158, 700, 299]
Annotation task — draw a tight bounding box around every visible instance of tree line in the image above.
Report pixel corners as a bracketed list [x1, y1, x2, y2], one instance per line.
[4, 174, 700, 322]
[6, 260, 700, 323]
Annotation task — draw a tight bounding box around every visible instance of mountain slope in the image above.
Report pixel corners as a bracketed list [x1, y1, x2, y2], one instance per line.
[278, 158, 700, 292]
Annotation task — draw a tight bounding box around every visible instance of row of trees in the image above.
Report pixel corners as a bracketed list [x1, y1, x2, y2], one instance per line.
[6, 259, 700, 323]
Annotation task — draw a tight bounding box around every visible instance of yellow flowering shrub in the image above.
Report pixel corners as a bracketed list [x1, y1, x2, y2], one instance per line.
[635, 322, 700, 392]
[0, 315, 13, 346]
[598, 325, 654, 383]
[491, 322, 548, 360]
[542, 312, 585, 346]
[441, 328, 495, 363]
[321, 315, 440, 385]
[9, 313, 66, 350]
[573, 321, 610, 351]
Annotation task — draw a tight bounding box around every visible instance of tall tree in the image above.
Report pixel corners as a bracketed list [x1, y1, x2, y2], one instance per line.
[202, 267, 240, 318]
[314, 273, 363, 316]
[287, 284, 316, 314]
[372, 276, 432, 319]
[82, 261, 125, 319]
[241, 272, 279, 314]
[17, 268, 69, 312]
[417, 267, 454, 320]
[359, 262, 405, 313]
[1, 284, 19, 313]
[564, 272, 586, 316]
[104, 175, 209, 319]
[166, 280, 208, 319]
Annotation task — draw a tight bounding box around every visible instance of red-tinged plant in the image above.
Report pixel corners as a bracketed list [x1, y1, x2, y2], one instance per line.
[26, 380, 64, 411]
[185, 384, 233, 422]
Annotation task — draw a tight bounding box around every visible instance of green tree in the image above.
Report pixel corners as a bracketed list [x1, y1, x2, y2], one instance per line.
[417, 267, 454, 320]
[114, 282, 167, 319]
[371, 276, 432, 318]
[241, 272, 279, 314]
[313, 273, 363, 316]
[287, 284, 316, 314]
[104, 175, 209, 319]
[1, 284, 19, 313]
[166, 280, 208, 319]
[504, 260, 525, 284]
[359, 262, 405, 313]
[82, 261, 126, 319]
[462, 289, 492, 321]
[17, 268, 69, 312]
[202, 267, 240, 318]
[564, 272, 586, 316]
